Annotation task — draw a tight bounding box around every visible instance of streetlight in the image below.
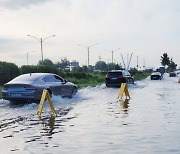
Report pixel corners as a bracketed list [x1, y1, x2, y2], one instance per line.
[27, 34, 55, 65]
[78, 43, 98, 66]
[27, 51, 35, 65]
[105, 48, 120, 63]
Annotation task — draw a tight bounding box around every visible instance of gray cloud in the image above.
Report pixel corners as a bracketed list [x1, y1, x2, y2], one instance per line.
[0, 0, 50, 9]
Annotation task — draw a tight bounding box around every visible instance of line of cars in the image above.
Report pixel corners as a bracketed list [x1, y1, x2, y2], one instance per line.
[2, 69, 179, 103]
[2, 70, 135, 102]
[150, 70, 180, 80]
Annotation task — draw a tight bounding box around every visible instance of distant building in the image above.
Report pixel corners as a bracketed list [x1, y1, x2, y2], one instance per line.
[70, 60, 79, 67]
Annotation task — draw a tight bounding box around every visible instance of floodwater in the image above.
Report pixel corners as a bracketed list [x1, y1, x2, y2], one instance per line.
[0, 73, 180, 154]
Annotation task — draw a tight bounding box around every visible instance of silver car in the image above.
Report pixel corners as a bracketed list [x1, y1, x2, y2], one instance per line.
[2, 73, 77, 102]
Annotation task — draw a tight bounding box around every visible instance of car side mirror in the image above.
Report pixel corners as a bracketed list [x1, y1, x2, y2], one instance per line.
[63, 79, 67, 84]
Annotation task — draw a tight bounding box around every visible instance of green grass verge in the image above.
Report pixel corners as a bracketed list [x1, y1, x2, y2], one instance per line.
[133, 72, 151, 81]
[66, 73, 105, 88]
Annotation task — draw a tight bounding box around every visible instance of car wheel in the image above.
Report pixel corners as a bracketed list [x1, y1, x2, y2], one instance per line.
[128, 78, 134, 84]
[106, 84, 110, 87]
[69, 87, 77, 98]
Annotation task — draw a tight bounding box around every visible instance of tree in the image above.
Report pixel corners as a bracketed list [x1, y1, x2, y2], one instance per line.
[0, 61, 20, 85]
[115, 64, 122, 70]
[71, 66, 84, 72]
[107, 63, 115, 71]
[107, 63, 121, 71]
[167, 58, 177, 72]
[160, 53, 170, 67]
[38, 58, 55, 67]
[95, 61, 107, 71]
[55, 58, 70, 70]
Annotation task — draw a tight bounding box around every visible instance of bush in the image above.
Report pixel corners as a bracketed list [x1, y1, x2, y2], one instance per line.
[0, 61, 20, 85]
[20, 65, 60, 75]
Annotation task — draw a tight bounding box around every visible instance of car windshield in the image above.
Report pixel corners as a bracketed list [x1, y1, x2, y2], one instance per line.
[108, 72, 123, 77]
[11, 74, 40, 82]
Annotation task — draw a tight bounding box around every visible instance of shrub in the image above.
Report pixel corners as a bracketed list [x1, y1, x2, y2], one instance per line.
[0, 61, 20, 85]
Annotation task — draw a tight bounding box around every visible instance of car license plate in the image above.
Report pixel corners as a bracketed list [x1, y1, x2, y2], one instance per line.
[10, 93, 22, 97]
[111, 78, 117, 80]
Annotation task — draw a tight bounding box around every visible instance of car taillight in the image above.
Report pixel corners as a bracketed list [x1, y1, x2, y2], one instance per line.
[106, 75, 111, 79]
[24, 85, 38, 90]
[117, 76, 123, 79]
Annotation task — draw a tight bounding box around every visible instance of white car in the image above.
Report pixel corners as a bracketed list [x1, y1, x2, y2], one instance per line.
[150, 72, 162, 80]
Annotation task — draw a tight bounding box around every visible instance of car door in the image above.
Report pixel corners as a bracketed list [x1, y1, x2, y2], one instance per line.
[50, 75, 73, 97]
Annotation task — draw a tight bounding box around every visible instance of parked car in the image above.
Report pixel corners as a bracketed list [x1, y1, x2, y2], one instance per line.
[2, 73, 78, 102]
[150, 72, 162, 80]
[105, 70, 134, 87]
[169, 72, 176, 77]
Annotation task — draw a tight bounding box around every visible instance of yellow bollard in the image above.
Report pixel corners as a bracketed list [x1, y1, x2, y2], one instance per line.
[37, 89, 57, 117]
[117, 83, 130, 101]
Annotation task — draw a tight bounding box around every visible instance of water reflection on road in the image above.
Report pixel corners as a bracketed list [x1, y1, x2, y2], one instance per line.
[0, 74, 180, 154]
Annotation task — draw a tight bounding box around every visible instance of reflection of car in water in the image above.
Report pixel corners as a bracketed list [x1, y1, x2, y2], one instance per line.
[105, 70, 134, 87]
[169, 72, 176, 77]
[2, 73, 77, 102]
[150, 72, 162, 80]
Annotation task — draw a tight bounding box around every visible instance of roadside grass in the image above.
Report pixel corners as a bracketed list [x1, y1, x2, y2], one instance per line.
[0, 72, 151, 98]
[66, 73, 105, 88]
[133, 72, 151, 81]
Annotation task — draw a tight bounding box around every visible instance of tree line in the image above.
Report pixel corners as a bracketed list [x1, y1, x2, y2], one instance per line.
[37, 57, 123, 72]
[160, 53, 177, 72]
[0, 61, 107, 85]
[0, 52, 177, 85]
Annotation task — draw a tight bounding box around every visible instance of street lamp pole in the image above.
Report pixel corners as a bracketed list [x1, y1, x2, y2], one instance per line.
[105, 48, 120, 63]
[79, 43, 98, 67]
[27, 35, 55, 65]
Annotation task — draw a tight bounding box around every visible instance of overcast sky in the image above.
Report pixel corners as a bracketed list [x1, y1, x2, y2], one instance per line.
[0, 0, 180, 69]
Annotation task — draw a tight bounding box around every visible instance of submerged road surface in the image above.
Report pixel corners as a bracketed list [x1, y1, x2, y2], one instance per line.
[0, 74, 180, 154]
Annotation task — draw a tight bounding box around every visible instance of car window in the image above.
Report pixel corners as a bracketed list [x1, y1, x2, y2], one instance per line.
[54, 75, 64, 82]
[124, 71, 131, 76]
[12, 74, 39, 82]
[42, 75, 56, 82]
[108, 72, 123, 77]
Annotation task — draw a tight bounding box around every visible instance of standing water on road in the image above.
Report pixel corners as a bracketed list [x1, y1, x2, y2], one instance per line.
[0, 73, 180, 154]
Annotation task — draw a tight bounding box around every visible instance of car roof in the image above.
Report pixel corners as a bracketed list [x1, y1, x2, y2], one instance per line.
[16, 73, 55, 79]
[8, 73, 57, 84]
[108, 70, 126, 73]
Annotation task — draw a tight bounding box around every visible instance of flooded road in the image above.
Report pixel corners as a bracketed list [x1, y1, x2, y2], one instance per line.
[0, 74, 180, 154]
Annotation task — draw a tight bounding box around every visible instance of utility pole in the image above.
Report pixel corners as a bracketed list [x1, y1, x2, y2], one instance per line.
[27, 35, 55, 65]
[78, 43, 98, 67]
[105, 48, 120, 63]
[137, 56, 139, 70]
[143, 57, 145, 70]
